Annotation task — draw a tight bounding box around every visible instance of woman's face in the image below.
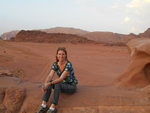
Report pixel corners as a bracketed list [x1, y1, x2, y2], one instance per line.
[57, 50, 66, 62]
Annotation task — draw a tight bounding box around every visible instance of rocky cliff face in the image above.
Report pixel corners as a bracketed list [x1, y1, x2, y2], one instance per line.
[10, 30, 97, 44]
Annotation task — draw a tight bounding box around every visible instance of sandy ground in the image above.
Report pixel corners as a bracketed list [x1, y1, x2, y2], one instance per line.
[0, 40, 129, 86]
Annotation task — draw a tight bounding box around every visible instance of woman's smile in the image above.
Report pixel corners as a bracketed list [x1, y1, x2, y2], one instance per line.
[57, 50, 66, 62]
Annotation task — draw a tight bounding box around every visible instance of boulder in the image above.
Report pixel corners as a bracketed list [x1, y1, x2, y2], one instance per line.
[3, 87, 25, 113]
[0, 70, 13, 77]
[113, 38, 150, 87]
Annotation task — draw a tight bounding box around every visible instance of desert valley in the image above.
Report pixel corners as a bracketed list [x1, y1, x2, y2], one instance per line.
[0, 27, 150, 113]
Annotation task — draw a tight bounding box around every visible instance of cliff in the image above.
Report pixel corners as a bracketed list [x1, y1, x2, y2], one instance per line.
[10, 30, 97, 44]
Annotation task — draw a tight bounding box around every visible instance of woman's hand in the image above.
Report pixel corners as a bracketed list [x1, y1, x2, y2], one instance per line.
[42, 82, 52, 93]
[42, 85, 46, 93]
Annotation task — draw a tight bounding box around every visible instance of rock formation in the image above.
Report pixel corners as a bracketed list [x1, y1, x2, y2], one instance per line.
[113, 38, 150, 87]
[0, 70, 42, 113]
[10, 30, 97, 44]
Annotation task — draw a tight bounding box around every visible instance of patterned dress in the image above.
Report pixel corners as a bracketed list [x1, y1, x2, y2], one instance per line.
[51, 61, 78, 85]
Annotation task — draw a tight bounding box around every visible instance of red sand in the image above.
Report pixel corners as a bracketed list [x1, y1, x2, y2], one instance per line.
[0, 41, 129, 86]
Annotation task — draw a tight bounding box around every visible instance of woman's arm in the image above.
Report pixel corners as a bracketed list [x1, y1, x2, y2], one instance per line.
[42, 70, 56, 92]
[44, 70, 55, 83]
[46, 71, 69, 86]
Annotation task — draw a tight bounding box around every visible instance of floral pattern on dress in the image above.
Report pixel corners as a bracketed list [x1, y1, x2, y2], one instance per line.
[51, 61, 78, 85]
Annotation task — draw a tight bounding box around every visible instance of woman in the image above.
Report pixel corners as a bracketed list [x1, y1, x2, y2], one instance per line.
[36, 47, 78, 113]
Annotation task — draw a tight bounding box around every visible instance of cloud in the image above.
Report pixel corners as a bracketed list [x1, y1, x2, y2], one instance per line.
[126, 0, 150, 16]
[121, 0, 150, 34]
[124, 17, 130, 22]
[129, 26, 142, 33]
[126, 0, 150, 8]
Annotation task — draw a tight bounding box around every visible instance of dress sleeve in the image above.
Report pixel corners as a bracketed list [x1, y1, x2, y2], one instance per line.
[65, 62, 72, 71]
[51, 62, 58, 71]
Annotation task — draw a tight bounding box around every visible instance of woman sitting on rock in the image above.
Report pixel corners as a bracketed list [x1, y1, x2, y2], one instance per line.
[36, 47, 78, 113]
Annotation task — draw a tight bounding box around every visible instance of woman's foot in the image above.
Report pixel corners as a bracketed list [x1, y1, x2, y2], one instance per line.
[47, 108, 57, 113]
[36, 105, 49, 113]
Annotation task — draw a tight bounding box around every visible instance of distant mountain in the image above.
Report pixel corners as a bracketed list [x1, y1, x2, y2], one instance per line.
[10, 30, 97, 44]
[40, 27, 89, 35]
[118, 33, 140, 44]
[1, 27, 89, 40]
[82, 32, 123, 43]
[1, 27, 150, 45]
[139, 28, 150, 38]
[1, 30, 19, 40]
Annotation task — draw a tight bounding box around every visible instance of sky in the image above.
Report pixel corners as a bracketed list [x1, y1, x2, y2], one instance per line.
[0, 0, 150, 36]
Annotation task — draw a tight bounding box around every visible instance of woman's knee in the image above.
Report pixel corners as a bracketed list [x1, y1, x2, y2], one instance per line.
[46, 85, 53, 90]
[54, 82, 62, 90]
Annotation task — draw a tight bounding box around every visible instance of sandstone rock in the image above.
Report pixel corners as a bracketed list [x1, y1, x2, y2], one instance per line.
[3, 87, 25, 113]
[0, 104, 6, 113]
[0, 88, 4, 104]
[113, 38, 150, 87]
[58, 106, 150, 113]
[11, 30, 97, 44]
[0, 88, 6, 113]
[0, 70, 13, 77]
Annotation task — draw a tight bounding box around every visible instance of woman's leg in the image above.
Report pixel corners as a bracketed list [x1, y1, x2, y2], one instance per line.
[51, 82, 61, 105]
[36, 85, 53, 113]
[42, 85, 53, 103]
[49, 83, 76, 108]
[61, 83, 77, 94]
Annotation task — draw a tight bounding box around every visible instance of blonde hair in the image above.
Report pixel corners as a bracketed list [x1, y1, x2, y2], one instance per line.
[56, 47, 68, 62]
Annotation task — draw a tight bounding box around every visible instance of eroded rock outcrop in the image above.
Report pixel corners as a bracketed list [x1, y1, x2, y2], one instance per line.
[0, 70, 41, 113]
[113, 38, 150, 87]
[3, 87, 25, 113]
[10, 30, 97, 44]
